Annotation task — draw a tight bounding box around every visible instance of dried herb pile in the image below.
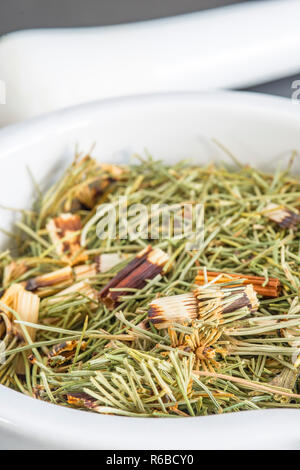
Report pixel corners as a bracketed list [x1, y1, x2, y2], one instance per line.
[1, 152, 300, 417]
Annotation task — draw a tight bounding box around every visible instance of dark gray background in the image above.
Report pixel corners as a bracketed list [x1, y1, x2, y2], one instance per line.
[0, 0, 298, 98]
[0, 0, 247, 32]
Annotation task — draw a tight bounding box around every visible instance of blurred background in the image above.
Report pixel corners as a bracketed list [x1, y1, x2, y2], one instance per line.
[0, 0, 248, 32]
[0, 0, 298, 101]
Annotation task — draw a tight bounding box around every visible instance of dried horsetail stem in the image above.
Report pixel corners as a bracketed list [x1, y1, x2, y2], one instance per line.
[75, 177, 114, 210]
[263, 203, 300, 229]
[0, 319, 5, 339]
[73, 264, 98, 281]
[24, 254, 124, 295]
[66, 392, 97, 409]
[2, 155, 300, 415]
[94, 253, 124, 273]
[13, 286, 40, 340]
[148, 293, 198, 329]
[0, 284, 18, 317]
[48, 339, 87, 366]
[40, 155, 118, 213]
[25, 266, 73, 291]
[195, 284, 259, 319]
[74, 253, 125, 282]
[0, 311, 11, 339]
[3, 260, 27, 287]
[0, 302, 14, 359]
[99, 246, 169, 308]
[0, 284, 40, 340]
[148, 283, 259, 329]
[269, 367, 299, 403]
[45, 280, 98, 306]
[196, 270, 280, 297]
[194, 370, 300, 401]
[167, 324, 225, 372]
[71, 162, 126, 210]
[75, 179, 110, 210]
[46, 213, 87, 264]
[24, 264, 96, 297]
[99, 163, 125, 179]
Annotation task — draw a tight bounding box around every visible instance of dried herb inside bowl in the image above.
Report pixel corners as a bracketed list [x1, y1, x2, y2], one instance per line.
[1, 152, 300, 417]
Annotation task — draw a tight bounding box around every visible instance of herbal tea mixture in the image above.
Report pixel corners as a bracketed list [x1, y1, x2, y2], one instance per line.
[1, 153, 300, 417]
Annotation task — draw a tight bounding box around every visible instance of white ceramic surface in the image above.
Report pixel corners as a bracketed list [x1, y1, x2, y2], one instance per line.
[1, 0, 300, 126]
[0, 91, 300, 449]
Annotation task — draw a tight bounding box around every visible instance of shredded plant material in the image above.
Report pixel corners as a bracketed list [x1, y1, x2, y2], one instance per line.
[1, 152, 300, 417]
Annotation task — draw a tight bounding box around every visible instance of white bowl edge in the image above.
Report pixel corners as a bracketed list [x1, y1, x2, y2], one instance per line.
[0, 91, 300, 449]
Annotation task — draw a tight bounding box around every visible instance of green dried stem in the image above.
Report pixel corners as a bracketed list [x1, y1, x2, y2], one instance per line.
[0, 153, 300, 415]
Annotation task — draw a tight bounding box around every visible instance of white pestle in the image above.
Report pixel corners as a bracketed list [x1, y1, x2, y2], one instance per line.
[1, 0, 300, 127]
